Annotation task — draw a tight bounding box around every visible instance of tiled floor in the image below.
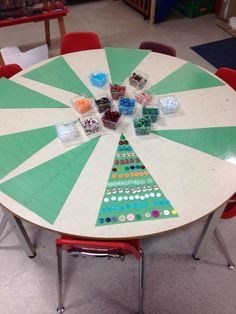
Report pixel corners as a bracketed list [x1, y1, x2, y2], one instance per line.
[0, 1, 235, 314]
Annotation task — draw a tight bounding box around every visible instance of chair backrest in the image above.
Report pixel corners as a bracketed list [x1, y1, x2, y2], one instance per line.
[0, 63, 22, 78]
[222, 193, 236, 219]
[139, 41, 176, 57]
[215, 67, 236, 91]
[60, 32, 102, 55]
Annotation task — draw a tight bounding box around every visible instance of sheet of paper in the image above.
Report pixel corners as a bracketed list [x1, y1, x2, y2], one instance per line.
[0, 45, 48, 69]
[105, 47, 150, 84]
[147, 63, 224, 95]
[0, 137, 100, 224]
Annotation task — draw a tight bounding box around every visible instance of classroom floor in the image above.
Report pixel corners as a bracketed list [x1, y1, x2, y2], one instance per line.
[0, 1, 235, 314]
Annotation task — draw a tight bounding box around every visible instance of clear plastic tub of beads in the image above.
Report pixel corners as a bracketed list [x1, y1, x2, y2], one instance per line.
[159, 95, 179, 114]
[129, 71, 148, 90]
[133, 116, 152, 136]
[134, 91, 152, 106]
[55, 121, 81, 146]
[110, 84, 126, 100]
[71, 95, 94, 115]
[142, 106, 159, 122]
[89, 71, 108, 88]
[94, 93, 112, 113]
[101, 109, 121, 130]
[118, 95, 136, 115]
[79, 115, 104, 136]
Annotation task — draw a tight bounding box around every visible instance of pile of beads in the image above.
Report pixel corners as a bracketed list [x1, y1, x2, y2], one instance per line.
[159, 96, 179, 114]
[110, 84, 126, 100]
[73, 97, 92, 114]
[80, 116, 100, 134]
[102, 109, 121, 130]
[89, 72, 108, 88]
[135, 92, 152, 105]
[119, 97, 135, 115]
[129, 72, 147, 90]
[95, 96, 112, 113]
[133, 116, 152, 135]
[56, 122, 79, 144]
[142, 107, 159, 122]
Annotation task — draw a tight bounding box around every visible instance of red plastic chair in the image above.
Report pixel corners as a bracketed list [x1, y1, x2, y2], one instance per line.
[139, 41, 176, 57]
[56, 236, 144, 313]
[214, 194, 236, 269]
[0, 64, 22, 78]
[215, 67, 236, 91]
[60, 32, 102, 55]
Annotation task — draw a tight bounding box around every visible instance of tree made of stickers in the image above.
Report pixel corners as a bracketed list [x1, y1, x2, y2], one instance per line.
[96, 134, 178, 226]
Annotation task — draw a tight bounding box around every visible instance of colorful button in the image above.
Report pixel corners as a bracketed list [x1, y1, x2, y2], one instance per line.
[150, 192, 155, 197]
[136, 214, 142, 220]
[151, 210, 160, 218]
[127, 213, 135, 221]
[99, 218, 105, 224]
[111, 216, 118, 222]
[129, 195, 134, 200]
[164, 210, 170, 216]
[118, 196, 123, 202]
[119, 215, 126, 222]
[156, 193, 161, 198]
[105, 217, 111, 222]
[123, 196, 128, 200]
[172, 210, 177, 215]
[135, 195, 140, 200]
[111, 196, 117, 201]
[145, 212, 151, 218]
[140, 196, 145, 200]
[104, 198, 109, 203]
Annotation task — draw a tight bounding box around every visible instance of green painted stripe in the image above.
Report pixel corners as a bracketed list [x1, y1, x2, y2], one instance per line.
[23, 57, 93, 97]
[96, 134, 178, 226]
[0, 78, 67, 108]
[147, 62, 224, 95]
[105, 47, 150, 84]
[153, 126, 236, 161]
[0, 126, 57, 179]
[0, 137, 100, 224]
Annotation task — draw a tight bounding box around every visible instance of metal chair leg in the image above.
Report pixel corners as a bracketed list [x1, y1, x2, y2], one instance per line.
[138, 249, 144, 314]
[0, 213, 8, 238]
[214, 227, 235, 270]
[57, 245, 65, 313]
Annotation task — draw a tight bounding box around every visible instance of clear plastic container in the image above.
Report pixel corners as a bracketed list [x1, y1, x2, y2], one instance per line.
[142, 106, 159, 122]
[110, 84, 126, 100]
[55, 121, 80, 145]
[133, 116, 152, 136]
[101, 109, 121, 130]
[129, 71, 148, 90]
[94, 94, 112, 113]
[118, 95, 135, 115]
[71, 95, 94, 115]
[159, 95, 179, 114]
[134, 91, 152, 106]
[89, 71, 108, 88]
[79, 115, 102, 135]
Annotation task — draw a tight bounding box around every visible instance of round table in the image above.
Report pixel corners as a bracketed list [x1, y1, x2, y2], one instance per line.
[0, 48, 235, 244]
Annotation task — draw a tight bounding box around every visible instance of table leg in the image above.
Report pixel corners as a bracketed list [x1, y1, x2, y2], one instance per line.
[150, 0, 156, 24]
[0, 205, 36, 258]
[44, 19, 51, 47]
[58, 16, 65, 39]
[193, 202, 226, 260]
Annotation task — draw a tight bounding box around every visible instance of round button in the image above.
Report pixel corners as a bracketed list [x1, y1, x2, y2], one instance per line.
[136, 214, 142, 220]
[127, 213, 135, 221]
[111, 216, 118, 222]
[119, 215, 126, 222]
[145, 212, 151, 218]
[135, 195, 140, 200]
[140, 195, 145, 200]
[164, 210, 170, 216]
[151, 210, 160, 218]
[111, 196, 117, 201]
[104, 198, 109, 203]
[123, 196, 128, 200]
[172, 210, 177, 215]
[98, 218, 105, 224]
[150, 192, 155, 197]
[118, 196, 123, 202]
[129, 195, 134, 200]
[105, 217, 111, 222]
[156, 193, 161, 198]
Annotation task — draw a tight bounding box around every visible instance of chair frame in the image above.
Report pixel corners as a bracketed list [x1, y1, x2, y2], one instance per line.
[56, 238, 144, 314]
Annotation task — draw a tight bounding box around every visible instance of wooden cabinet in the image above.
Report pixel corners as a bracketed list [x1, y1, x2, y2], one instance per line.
[124, 0, 151, 19]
